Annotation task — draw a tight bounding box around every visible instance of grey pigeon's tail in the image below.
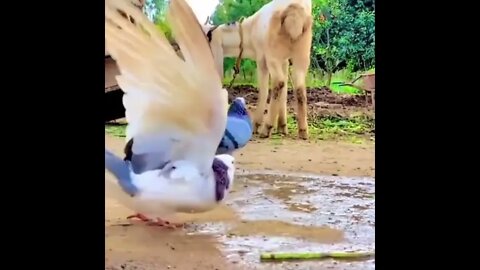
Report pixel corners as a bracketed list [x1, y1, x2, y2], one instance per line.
[105, 148, 138, 196]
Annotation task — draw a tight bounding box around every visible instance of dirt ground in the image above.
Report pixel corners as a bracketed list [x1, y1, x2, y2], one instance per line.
[228, 85, 370, 107]
[227, 85, 374, 119]
[105, 132, 375, 270]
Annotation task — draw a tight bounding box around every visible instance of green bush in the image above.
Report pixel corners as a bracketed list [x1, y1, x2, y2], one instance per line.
[212, 0, 375, 88]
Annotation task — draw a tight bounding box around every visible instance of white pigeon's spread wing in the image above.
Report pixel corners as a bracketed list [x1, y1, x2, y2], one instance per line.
[105, 0, 228, 171]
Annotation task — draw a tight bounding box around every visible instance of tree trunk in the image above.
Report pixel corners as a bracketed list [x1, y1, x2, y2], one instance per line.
[326, 71, 333, 88]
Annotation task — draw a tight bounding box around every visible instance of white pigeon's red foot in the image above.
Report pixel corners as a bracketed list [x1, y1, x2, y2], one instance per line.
[126, 213, 184, 229]
[146, 218, 185, 229]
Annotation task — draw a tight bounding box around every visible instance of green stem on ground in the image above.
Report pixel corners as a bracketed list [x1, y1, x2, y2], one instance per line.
[260, 251, 375, 261]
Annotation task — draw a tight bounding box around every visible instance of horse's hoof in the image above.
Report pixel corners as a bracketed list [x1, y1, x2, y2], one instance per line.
[258, 124, 273, 138]
[278, 124, 288, 136]
[298, 129, 309, 140]
[253, 121, 262, 134]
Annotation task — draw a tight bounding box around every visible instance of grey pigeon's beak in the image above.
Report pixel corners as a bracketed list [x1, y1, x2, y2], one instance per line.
[235, 97, 246, 106]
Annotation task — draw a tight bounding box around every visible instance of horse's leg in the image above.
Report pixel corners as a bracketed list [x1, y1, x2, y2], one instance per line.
[253, 56, 269, 134]
[277, 60, 289, 135]
[259, 59, 286, 138]
[292, 40, 312, 140]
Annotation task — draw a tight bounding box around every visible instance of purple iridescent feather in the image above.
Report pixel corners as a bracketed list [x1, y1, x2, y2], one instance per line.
[212, 158, 231, 201]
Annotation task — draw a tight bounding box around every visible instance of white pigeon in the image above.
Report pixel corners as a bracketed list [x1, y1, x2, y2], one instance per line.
[104, 0, 235, 228]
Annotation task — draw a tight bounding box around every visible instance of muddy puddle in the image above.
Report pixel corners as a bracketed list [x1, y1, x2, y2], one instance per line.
[106, 171, 375, 269]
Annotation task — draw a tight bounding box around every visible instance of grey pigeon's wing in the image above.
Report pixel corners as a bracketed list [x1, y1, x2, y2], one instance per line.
[105, 149, 139, 196]
[216, 116, 253, 155]
[126, 133, 183, 174]
[130, 153, 171, 174]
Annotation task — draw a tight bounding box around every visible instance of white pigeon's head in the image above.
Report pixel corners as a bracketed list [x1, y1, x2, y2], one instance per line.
[212, 154, 236, 202]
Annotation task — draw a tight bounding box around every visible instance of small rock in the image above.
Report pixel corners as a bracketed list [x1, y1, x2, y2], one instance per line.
[237, 250, 248, 256]
[314, 101, 327, 108]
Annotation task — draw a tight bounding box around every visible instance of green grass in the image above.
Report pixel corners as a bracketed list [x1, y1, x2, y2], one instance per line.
[105, 124, 126, 138]
[329, 83, 361, 94]
[285, 114, 373, 143]
[222, 68, 369, 95]
[106, 113, 374, 144]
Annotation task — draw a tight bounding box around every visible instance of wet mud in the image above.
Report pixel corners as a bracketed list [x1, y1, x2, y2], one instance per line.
[105, 134, 375, 269]
[106, 172, 375, 269]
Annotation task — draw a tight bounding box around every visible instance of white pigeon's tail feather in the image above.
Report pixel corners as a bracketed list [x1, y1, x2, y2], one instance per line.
[105, 0, 227, 171]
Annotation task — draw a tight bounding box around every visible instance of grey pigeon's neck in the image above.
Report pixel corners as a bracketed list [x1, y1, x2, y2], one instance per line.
[228, 102, 248, 117]
[212, 158, 230, 202]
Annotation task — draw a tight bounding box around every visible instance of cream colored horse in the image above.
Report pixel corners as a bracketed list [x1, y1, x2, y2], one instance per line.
[204, 0, 313, 140]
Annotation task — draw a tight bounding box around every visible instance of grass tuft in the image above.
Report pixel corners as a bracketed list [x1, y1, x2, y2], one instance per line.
[106, 113, 374, 144]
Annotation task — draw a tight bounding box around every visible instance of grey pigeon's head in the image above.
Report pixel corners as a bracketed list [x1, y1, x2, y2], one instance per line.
[227, 97, 249, 119]
[212, 155, 235, 202]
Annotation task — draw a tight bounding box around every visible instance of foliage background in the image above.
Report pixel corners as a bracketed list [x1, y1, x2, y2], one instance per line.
[145, 0, 375, 89]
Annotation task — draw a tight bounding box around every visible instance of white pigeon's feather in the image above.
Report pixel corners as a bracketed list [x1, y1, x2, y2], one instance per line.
[104, 0, 236, 219]
[105, 166, 218, 217]
[105, 0, 228, 172]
